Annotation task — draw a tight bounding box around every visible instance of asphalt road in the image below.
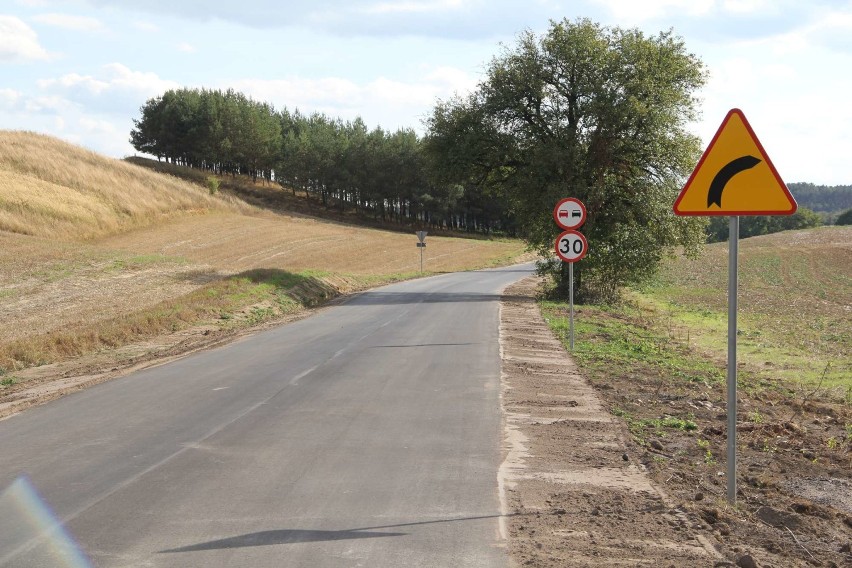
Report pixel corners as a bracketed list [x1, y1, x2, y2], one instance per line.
[0, 264, 535, 568]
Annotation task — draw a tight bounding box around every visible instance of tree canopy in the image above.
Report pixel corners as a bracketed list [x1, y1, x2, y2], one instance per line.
[130, 88, 512, 234]
[424, 18, 708, 301]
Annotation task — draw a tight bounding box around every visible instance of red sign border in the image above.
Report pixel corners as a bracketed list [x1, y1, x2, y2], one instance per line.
[673, 108, 797, 217]
[553, 197, 587, 229]
[554, 230, 588, 263]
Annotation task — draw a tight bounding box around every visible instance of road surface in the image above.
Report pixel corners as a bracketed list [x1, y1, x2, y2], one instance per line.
[0, 264, 535, 567]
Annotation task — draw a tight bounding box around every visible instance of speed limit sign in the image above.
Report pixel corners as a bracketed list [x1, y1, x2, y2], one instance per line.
[555, 230, 588, 263]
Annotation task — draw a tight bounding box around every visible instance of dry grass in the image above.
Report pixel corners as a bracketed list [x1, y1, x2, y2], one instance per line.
[0, 269, 313, 370]
[0, 131, 250, 240]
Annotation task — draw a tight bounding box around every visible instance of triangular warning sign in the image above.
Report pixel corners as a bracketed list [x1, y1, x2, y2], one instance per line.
[673, 109, 796, 216]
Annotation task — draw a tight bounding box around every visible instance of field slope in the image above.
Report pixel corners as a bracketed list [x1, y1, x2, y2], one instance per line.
[645, 226, 851, 388]
[0, 131, 527, 381]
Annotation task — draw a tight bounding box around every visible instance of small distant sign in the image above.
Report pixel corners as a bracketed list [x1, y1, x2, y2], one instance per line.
[416, 242, 426, 248]
[417, 231, 427, 243]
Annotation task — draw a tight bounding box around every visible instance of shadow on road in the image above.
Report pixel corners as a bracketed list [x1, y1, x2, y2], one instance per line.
[160, 529, 405, 552]
[159, 513, 527, 553]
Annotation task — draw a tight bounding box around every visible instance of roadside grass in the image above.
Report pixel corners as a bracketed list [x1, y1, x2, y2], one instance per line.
[541, 301, 733, 446]
[1, 131, 530, 380]
[0, 269, 317, 373]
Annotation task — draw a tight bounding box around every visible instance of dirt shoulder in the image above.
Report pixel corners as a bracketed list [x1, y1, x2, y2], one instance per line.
[498, 277, 851, 568]
[499, 277, 723, 567]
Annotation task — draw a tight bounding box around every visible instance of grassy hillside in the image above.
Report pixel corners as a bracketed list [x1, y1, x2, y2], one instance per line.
[0, 131, 249, 240]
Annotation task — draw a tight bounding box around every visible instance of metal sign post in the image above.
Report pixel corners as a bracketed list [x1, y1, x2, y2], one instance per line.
[569, 262, 575, 351]
[554, 200, 588, 352]
[673, 108, 797, 505]
[727, 216, 739, 503]
[416, 231, 427, 272]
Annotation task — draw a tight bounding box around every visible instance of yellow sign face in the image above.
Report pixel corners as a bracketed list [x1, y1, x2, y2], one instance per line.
[673, 109, 796, 216]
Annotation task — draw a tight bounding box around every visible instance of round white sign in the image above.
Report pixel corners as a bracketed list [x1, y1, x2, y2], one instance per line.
[554, 230, 588, 263]
[553, 198, 587, 230]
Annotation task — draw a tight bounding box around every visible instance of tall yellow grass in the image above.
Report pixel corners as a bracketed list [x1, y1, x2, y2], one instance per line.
[0, 131, 249, 240]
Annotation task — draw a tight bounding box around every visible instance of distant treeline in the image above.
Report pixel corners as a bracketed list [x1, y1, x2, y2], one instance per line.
[704, 208, 823, 242]
[788, 182, 852, 218]
[130, 88, 512, 234]
[703, 182, 852, 241]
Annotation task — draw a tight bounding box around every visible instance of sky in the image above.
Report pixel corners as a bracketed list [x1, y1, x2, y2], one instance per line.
[1, 0, 850, 185]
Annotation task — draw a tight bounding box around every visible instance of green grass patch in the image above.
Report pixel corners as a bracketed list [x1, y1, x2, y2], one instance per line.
[612, 406, 698, 445]
[107, 254, 187, 272]
[541, 301, 725, 389]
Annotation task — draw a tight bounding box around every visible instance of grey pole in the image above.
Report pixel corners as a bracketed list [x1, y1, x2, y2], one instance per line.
[727, 216, 739, 504]
[569, 262, 575, 351]
[420, 246, 423, 273]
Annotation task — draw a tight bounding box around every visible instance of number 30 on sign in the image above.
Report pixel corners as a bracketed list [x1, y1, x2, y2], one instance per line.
[555, 230, 588, 263]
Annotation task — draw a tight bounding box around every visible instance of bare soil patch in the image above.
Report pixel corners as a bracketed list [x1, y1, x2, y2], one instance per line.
[500, 278, 851, 567]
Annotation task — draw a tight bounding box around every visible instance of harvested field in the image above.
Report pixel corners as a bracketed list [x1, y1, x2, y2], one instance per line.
[646, 226, 852, 388]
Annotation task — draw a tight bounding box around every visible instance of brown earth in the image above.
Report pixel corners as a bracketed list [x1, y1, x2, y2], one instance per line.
[499, 278, 851, 568]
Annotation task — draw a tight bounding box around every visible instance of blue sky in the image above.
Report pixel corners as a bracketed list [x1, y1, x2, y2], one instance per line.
[2, 0, 850, 184]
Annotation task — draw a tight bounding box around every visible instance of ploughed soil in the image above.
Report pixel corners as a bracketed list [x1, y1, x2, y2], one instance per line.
[499, 278, 851, 568]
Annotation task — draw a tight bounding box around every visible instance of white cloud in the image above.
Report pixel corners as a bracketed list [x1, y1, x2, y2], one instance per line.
[79, 116, 116, 133]
[132, 21, 160, 32]
[32, 12, 104, 32]
[176, 42, 196, 53]
[423, 66, 479, 93]
[39, 63, 178, 100]
[721, 0, 774, 14]
[589, 0, 714, 23]
[38, 72, 111, 95]
[36, 63, 179, 116]
[364, 0, 469, 14]
[232, 66, 477, 131]
[694, 15, 852, 184]
[23, 95, 77, 114]
[0, 89, 138, 158]
[0, 88, 23, 109]
[0, 15, 50, 62]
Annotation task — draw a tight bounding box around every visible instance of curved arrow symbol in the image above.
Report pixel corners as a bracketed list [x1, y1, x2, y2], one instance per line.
[707, 155, 762, 208]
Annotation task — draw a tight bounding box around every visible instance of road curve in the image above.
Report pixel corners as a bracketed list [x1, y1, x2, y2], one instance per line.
[0, 264, 535, 567]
